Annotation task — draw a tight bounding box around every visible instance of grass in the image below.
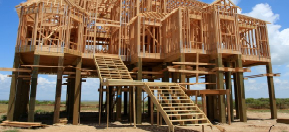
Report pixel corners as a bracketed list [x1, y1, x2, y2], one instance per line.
[248, 109, 289, 113]
[1, 101, 289, 115]
[3, 130, 19, 132]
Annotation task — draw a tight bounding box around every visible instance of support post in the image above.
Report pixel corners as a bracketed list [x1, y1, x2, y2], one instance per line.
[68, 78, 75, 120]
[216, 54, 226, 123]
[233, 72, 239, 119]
[7, 53, 20, 121]
[148, 79, 154, 125]
[28, 55, 40, 122]
[136, 58, 142, 124]
[116, 86, 122, 121]
[109, 86, 113, 120]
[235, 55, 247, 122]
[53, 56, 64, 124]
[124, 88, 128, 115]
[205, 74, 214, 121]
[20, 80, 30, 118]
[13, 76, 23, 120]
[73, 57, 82, 125]
[266, 62, 277, 119]
[225, 62, 234, 122]
[66, 79, 70, 112]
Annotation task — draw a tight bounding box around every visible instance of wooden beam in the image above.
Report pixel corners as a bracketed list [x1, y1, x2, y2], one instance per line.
[225, 62, 234, 122]
[235, 55, 247, 122]
[216, 54, 226, 123]
[136, 58, 142, 124]
[0, 68, 31, 72]
[266, 62, 277, 119]
[7, 53, 20, 121]
[277, 119, 289, 124]
[28, 55, 40, 122]
[73, 57, 82, 125]
[116, 86, 122, 121]
[53, 56, 64, 124]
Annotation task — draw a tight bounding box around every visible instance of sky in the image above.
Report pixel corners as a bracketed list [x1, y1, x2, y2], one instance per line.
[0, 0, 289, 101]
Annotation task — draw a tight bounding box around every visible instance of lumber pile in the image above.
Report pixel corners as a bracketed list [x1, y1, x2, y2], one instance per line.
[277, 119, 289, 124]
[0, 121, 47, 129]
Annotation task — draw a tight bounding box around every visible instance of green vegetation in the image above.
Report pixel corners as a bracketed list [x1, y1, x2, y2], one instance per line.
[0, 99, 288, 114]
[0, 100, 66, 105]
[3, 130, 19, 132]
[0, 100, 9, 104]
[246, 98, 289, 109]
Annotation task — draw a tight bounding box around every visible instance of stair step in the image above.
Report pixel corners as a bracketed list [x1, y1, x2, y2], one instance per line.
[184, 123, 211, 126]
[159, 96, 187, 98]
[161, 103, 194, 105]
[171, 118, 208, 122]
[164, 110, 198, 112]
[153, 89, 182, 91]
[168, 113, 203, 116]
[163, 106, 196, 108]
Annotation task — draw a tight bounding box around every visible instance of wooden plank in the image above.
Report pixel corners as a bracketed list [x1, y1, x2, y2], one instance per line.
[277, 119, 289, 124]
[7, 53, 20, 121]
[136, 58, 142, 124]
[266, 62, 277, 119]
[53, 56, 64, 124]
[28, 55, 40, 122]
[235, 55, 247, 122]
[73, 57, 82, 125]
[0, 68, 31, 72]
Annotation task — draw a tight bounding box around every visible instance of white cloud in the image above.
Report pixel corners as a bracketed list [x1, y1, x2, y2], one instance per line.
[230, 0, 240, 5]
[243, 3, 289, 65]
[252, 65, 266, 74]
[38, 77, 56, 85]
[248, 79, 256, 84]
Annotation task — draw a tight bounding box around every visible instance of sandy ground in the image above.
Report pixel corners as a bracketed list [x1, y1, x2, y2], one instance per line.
[1, 111, 289, 132]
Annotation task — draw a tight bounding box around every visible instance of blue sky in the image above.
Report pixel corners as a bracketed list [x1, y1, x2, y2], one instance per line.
[0, 0, 289, 100]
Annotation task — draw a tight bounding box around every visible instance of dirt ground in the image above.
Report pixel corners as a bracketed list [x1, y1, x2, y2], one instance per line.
[1, 111, 289, 132]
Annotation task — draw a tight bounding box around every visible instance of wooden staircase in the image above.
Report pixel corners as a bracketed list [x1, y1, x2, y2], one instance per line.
[94, 55, 132, 81]
[93, 55, 211, 132]
[143, 83, 211, 132]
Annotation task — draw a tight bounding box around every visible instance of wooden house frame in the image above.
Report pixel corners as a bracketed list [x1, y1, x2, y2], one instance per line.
[2, 0, 279, 131]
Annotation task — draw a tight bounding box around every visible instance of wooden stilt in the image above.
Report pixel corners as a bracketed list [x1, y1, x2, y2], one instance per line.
[124, 88, 128, 115]
[216, 54, 226, 123]
[98, 84, 103, 125]
[136, 58, 142, 124]
[53, 56, 64, 124]
[266, 62, 277, 119]
[73, 57, 82, 125]
[148, 79, 154, 125]
[66, 79, 70, 112]
[233, 72, 239, 119]
[129, 86, 133, 124]
[116, 86, 122, 121]
[235, 55, 247, 122]
[106, 85, 110, 129]
[225, 62, 234, 122]
[205, 75, 214, 120]
[68, 78, 75, 120]
[13, 76, 23, 121]
[28, 55, 40, 122]
[7, 53, 20, 121]
[226, 90, 231, 125]
[133, 86, 136, 128]
[202, 94, 207, 115]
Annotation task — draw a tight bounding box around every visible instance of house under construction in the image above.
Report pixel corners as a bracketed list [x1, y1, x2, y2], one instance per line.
[3, 0, 280, 131]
